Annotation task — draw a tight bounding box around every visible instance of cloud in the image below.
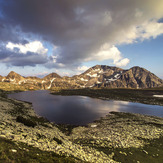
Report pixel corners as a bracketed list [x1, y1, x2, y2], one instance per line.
[115, 58, 130, 67]
[116, 19, 163, 44]
[6, 41, 48, 54]
[0, 43, 48, 67]
[77, 66, 90, 72]
[0, 0, 163, 68]
[85, 44, 130, 67]
[1, 41, 65, 68]
[87, 44, 122, 61]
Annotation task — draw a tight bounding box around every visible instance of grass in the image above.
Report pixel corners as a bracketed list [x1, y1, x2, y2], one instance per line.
[76, 136, 163, 163]
[56, 124, 80, 136]
[0, 82, 27, 92]
[51, 88, 163, 105]
[0, 137, 80, 163]
[16, 116, 37, 128]
[108, 136, 163, 163]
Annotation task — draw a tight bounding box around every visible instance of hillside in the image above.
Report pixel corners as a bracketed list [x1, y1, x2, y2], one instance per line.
[0, 65, 162, 89]
[0, 89, 163, 162]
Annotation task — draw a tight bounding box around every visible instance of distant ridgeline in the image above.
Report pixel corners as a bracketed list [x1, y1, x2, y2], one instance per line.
[0, 65, 163, 90]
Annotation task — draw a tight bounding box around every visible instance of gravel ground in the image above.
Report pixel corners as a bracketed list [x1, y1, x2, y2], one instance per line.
[0, 90, 163, 162]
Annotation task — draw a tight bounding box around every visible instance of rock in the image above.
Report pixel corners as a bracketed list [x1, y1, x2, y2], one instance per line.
[11, 149, 17, 153]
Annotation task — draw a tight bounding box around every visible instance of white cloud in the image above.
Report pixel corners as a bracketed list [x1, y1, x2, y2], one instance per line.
[114, 58, 130, 67]
[77, 65, 90, 72]
[6, 41, 48, 54]
[86, 44, 121, 61]
[85, 44, 130, 67]
[117, 19, 163, 45]
[138, 20, 163, 40]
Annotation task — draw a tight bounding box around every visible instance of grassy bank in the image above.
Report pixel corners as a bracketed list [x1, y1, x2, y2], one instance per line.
[51, 88, 163, 105]
[0, 137, 79, 163]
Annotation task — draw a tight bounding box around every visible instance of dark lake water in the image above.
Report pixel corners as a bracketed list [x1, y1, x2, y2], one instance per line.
[8, 90, 163, 125]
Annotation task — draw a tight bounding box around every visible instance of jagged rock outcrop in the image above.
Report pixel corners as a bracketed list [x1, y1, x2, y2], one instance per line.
[0, 65, 162, 89]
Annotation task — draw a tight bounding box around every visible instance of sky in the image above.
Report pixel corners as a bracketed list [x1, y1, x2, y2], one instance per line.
[0, 0, 163, 78]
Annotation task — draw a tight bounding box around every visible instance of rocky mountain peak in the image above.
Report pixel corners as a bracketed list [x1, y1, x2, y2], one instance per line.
[0, 65, 162, 89]
[6, 71, 23, 79]
[43, 73, 61, 80]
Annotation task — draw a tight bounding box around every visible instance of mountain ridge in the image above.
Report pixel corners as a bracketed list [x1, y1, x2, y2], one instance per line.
[0, 65, 162, 89]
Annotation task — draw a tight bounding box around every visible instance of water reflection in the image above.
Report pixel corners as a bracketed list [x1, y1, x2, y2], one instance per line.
[8, 90, 163, 125]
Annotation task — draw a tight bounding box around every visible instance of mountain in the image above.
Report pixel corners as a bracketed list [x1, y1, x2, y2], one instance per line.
[100, 66, 163, 89]
[0, 65, 162, 89]
[43, 73, 61, 80]
[2, 71, 25, 84]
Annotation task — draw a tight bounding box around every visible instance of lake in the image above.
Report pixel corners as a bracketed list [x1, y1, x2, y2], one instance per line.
[8, 90, 163, 125]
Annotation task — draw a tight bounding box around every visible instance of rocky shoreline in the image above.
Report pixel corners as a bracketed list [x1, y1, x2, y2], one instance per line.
[0, 89, 163, 162]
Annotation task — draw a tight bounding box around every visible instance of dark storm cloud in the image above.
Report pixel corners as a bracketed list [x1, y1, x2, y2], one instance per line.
[0, 44, 48, 67]
[0, 0, 163, 67]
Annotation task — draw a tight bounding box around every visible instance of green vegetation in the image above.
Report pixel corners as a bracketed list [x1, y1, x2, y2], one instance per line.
[0, 82, 27, 92]
[0, 81, 41, 92]
[16, 116, 37, 128]
[0, 137, 79, 163]
[75, 137, 163, 163]
[56, 124, 80, 136]
[53, 137, 62, 144]
[51, 88, 163, 105]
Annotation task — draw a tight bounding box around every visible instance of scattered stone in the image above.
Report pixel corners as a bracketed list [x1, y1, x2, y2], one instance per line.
[0, 90, 163, 163]
[11, 149, 17, 153]
[91, 124, 97, 128]
[143, 150, 148, 154]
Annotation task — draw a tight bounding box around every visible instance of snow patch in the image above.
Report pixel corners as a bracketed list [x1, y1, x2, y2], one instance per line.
[87, 73, 100, 77]
[47, 84, 51, 89]
[89, 84, 95, 88]
[97, 81, 102, 84]
[80, 85, 86, 88]
[153, 95, 163, 98]
[108, 78, 117, 82]
[98, 70, 104, 73]
[42, 80, 46, 83]
[93, 69, 100, 72]
[80, 78, 88, 81]
[9, 78, 15, 82]
[50, 78, 56, 83]
[114, 74, 120, 79]
[91, 124, 97, 128]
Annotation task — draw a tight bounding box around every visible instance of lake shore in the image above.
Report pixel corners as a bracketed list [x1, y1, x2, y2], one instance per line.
[0, 88, 163, 162]
[51, 88, 163, 106]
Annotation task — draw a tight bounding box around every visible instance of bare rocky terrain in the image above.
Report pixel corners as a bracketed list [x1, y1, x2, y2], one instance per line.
[0, 90, 115, 162]
[0, 88, 163, 162]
